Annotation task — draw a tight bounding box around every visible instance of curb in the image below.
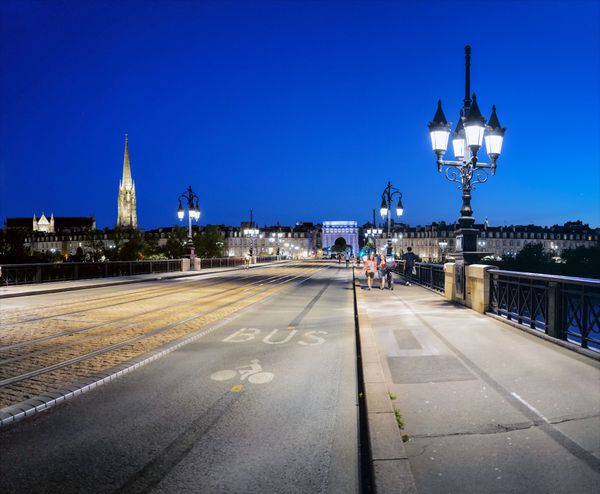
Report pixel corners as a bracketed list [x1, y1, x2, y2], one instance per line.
[353, 272, 418, 493]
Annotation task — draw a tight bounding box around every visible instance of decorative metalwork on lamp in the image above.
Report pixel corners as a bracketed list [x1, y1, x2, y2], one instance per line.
[428, 45, 506, 264]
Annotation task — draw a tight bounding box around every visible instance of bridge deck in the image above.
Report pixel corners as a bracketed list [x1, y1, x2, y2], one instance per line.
[356, 273, 600, 493]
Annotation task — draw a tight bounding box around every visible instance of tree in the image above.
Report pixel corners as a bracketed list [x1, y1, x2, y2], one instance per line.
[560, 245, 600, 278]
[118, 230, 148, 260]
[158, 226, 189, 259]
[194, 225, 225, 258]
[1, 229, 28, 262]
[514, 243, 552, 270]
[332, 237, 347, 253]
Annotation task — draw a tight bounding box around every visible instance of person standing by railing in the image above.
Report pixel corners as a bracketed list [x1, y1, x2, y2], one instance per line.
[403, 247, 417, 286]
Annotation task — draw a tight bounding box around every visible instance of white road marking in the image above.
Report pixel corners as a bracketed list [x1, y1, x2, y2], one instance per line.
[210, 359, 275, 385]
[222, 328, 327, 345]
[211, 369, 237, 381]
[263, 329, 297, 344]
[510, 392, 550, 423]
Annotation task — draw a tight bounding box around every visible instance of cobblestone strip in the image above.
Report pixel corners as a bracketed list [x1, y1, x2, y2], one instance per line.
[0, 266, 319, 428]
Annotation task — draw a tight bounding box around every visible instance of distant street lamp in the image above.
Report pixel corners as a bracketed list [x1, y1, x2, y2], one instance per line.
[177, 185, 200, 270]
[379, 181, 404, 257]
[438, 240, 448, 262]
[243, 227, 260, 258]
[428, 45, 506, 264]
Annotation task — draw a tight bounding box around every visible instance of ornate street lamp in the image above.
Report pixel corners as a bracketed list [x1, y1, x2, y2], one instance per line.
[428, 45, 506, 265]
[438, 240, 448, 262]
[243, 210, 260, 260]
[380, 181, 404, 257]
[177, 185, 200, 270]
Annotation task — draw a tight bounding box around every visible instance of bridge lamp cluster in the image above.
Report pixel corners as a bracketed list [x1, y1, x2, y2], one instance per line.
[176, 185, 201, 270]
[428, 99, 505, 173]
[426, 46, 507, 265]
[380, 198, 403, 218]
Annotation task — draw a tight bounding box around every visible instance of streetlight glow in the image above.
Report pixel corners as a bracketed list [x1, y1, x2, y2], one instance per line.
[428, 99, 451, 159]
[452, 113, 466, 160]
[463, 93, 486, 151]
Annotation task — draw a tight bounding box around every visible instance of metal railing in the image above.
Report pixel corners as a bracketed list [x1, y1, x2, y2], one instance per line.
[0, 260, 183, 285]
[0, 256, 286, 286]
[198, 256, 279, 269]
[489, 269, 600, 352]
[394, 261, 445, 293]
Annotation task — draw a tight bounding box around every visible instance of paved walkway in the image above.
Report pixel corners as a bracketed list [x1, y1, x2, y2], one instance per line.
[355, 273, 600, 493]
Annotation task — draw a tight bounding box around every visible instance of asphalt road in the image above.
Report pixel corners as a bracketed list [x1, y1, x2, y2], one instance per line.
[0, 263, 359, 493]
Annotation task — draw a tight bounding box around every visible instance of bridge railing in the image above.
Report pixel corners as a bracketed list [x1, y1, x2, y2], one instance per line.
[488, 269, 600, 352]
[0, 256, 285, 285]
[0, 260, 184, 285]
[394, 261, 445, 293]
[198, 256, 280, 269]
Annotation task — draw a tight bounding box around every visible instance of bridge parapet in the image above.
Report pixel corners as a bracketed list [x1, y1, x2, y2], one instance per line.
[444, 263, 494, 313]
[443, 262, 600, 356]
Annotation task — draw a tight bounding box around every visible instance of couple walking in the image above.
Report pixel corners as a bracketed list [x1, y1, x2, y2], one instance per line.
[363, 247, 417, 290]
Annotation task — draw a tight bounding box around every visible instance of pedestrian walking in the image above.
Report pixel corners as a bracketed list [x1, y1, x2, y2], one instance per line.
[403, 247, 417, 286]
[377, 254, 387, 289]
[345, 252, 350, 268]
[363, 253, 376, 290]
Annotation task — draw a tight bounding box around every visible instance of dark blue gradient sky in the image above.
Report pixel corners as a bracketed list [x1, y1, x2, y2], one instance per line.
[1, 0, 599, 229]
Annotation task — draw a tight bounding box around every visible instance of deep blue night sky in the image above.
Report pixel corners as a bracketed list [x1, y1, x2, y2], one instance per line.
[1, 0, 599, 229]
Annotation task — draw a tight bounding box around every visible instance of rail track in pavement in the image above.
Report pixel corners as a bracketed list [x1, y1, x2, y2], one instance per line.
[0, 263, 322, 410]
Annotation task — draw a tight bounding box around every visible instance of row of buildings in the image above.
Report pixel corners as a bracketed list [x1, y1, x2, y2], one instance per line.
[2, 217, 598, 262]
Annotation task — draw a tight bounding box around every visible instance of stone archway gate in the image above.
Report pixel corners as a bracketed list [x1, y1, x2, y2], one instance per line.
[322, 221, 359, 254]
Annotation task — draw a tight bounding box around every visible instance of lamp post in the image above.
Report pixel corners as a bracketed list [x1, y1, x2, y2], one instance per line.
[428, 45, 506, 265]
[177, 185, 200, 270]
[379, 181, 404, 257]
[438, 240, 448, 262]
[242, 209, 260, 261]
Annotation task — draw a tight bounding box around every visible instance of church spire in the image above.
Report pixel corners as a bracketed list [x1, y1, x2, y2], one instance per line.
[121, 133, 133, 188]
[117, 133, 138, 228]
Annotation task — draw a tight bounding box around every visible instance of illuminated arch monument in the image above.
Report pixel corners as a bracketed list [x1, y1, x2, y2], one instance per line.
[322, 221, 359, 254]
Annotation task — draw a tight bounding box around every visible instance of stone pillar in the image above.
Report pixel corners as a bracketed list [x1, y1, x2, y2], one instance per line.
[444, 262, 455, 301]
[465, 264, 494, 314]
[444, 262, 495, 314]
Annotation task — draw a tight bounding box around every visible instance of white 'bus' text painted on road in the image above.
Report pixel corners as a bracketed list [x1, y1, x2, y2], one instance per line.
[223, 328, 327, 346]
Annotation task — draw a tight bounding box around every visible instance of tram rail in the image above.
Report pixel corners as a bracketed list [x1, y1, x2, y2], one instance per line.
[0, 264, 322, 409]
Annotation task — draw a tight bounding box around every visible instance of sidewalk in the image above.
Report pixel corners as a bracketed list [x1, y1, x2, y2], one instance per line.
[0, 262, 280, 299]
[355, 273, 600, 493]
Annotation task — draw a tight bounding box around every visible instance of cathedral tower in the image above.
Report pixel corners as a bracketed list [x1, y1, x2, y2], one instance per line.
[117, 134, 138, 228]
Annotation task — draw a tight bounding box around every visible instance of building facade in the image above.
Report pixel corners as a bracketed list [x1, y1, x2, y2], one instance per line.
[117, 134, 137, 229]
[365, 221, 598, 262]
[322, 221, 359, 254]
[224, 223, 317, 258]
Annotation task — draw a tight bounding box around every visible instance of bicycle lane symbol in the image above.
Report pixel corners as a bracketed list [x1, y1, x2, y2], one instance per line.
[210, 359, 274, 392]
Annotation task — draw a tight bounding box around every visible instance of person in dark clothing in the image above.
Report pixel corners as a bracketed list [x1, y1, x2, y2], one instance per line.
[403, 247, 417, 286]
